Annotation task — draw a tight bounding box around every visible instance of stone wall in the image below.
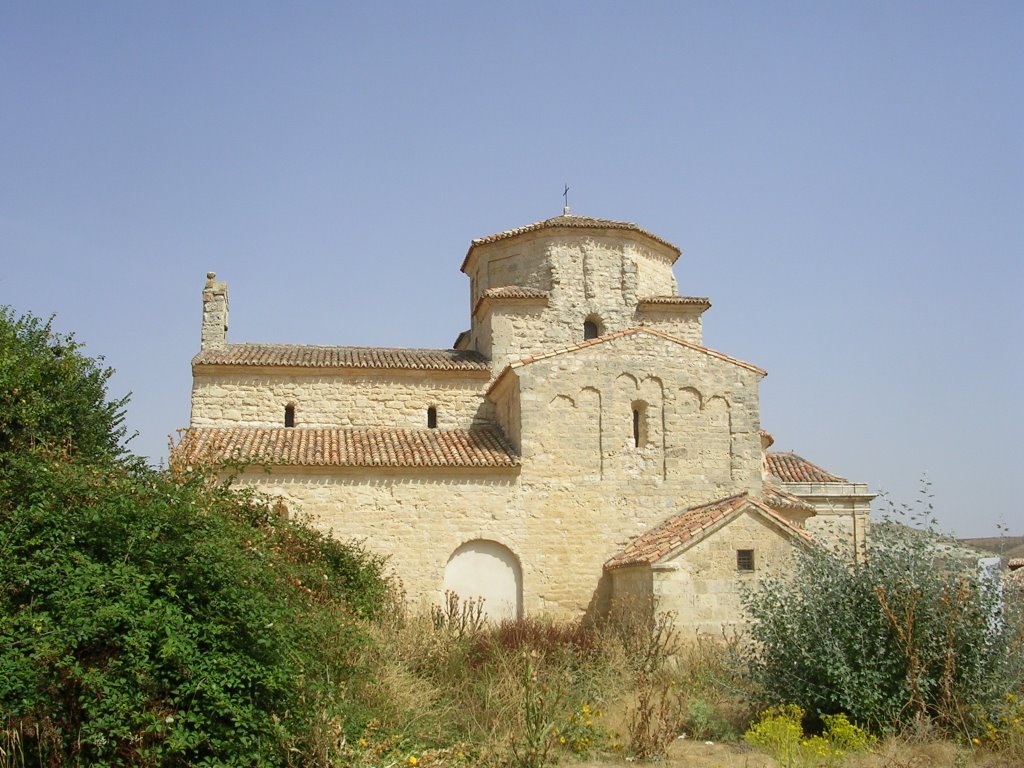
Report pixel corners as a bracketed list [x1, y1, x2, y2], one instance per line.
[633, 307, 703, 345]
[609, 511, 803, 636]
[468, 231, 680, 365]
[507, 332, 765, 499]
[191, 369, 494, 429]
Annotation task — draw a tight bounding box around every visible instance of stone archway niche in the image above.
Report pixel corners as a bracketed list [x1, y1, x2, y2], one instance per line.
[442, 539, 523, 621]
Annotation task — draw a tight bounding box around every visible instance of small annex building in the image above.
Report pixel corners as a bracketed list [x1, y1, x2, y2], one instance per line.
[172, 211, 874, 634]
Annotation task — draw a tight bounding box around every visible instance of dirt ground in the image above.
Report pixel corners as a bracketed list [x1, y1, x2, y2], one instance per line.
[575, 739, 774, 768]
[573, 735, 1017, 768]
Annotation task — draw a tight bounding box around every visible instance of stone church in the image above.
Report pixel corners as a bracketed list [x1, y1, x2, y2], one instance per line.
[172, 211, 874, 633]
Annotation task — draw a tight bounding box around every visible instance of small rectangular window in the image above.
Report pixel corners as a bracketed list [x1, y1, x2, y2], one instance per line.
[737, 549, 755, 571]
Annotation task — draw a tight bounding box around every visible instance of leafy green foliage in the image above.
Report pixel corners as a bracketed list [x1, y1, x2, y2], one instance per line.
[0, 450, 390, 766]
[741, 487, 1022, 737]
[0, 306, 392, 765]
[0, 308, 129, 460]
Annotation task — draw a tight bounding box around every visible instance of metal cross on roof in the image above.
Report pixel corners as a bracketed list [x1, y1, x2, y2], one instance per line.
[563, 184, 570, 215]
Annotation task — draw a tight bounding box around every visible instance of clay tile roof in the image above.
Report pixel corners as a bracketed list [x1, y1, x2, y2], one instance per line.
[171, 427, 520, 469]
[766, 452, 847, 483]
[1009, 558, 1024, 571]
[462, 213, 680, 271]
[637, 296, 711, 309]
[761, 481, 816, 512]
[482, 286, 549, 300]
[472, 286, 550, 316]
[605, 493, 812, 570]
[192, 344, 490, 372]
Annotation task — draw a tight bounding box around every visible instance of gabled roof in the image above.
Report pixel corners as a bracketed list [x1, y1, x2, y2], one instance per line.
[486, 326, 766, 396]
[192, 344, 490, 372]
[605, 492, 813, 570]
[172, 427, 520, 469]
[462, 213, 681, 272]
[766, 452, 847, 483]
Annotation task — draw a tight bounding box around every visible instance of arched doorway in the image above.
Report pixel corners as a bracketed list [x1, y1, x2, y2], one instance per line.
[442, 540, 523, 621]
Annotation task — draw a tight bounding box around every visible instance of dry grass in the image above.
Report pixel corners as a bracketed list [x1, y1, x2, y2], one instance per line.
[328, 601, 1022, 768]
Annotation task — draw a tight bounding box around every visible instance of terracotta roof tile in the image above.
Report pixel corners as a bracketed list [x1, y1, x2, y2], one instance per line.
[605, 492, 812, 570]
[172, 427, 520, 468]
[193, 344, 490, 371]
[462, 213, 680, 271]
[472, 286, 550, 316]
[637, 296, 711, 309]
[766, 452, 847, 483]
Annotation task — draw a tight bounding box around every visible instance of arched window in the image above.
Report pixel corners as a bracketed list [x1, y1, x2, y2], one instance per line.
[427, 406, 438, 429]
[583, 319, 599, 340]
[284, 404, 296, 428]
[632, 401, 648, 448]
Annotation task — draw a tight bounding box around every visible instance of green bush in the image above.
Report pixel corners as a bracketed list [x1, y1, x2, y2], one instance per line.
[0, 308, 128, 460]
[0, 451, 390, 766]
[0, 306, 393, 765]
[741, 488, 1022, 737]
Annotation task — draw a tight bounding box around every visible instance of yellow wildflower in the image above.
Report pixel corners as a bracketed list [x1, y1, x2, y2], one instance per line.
[408, 756, 418, 766]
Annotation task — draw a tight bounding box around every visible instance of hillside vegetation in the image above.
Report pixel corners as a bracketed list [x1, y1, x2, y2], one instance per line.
[960, 536, 1024, 561]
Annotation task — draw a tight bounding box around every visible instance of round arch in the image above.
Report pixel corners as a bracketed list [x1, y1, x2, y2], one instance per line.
[442, 539, 523, 621]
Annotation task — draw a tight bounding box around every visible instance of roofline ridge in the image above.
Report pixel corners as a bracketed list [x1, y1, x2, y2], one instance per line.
[211, 341, 478, 354]
[461, 213, 681, 272]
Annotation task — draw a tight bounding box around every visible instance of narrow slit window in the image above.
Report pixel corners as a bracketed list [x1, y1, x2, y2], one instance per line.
[584, 320, 599, 340]
[427, 406, 438, 429]
[284, 404, 295, 428]
[631, 401, 648, 448]
[737, 549, 755, 571]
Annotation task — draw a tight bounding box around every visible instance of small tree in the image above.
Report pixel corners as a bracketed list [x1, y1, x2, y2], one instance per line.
[0, 307, 129, 459]
[741, 487, 1022, 737]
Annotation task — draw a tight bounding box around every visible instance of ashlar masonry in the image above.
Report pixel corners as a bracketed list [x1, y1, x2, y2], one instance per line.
[172, 211, 874, 633]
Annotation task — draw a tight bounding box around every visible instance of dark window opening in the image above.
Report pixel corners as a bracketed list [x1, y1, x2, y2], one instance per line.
[427, 406, 438, 429]
[737, 549, 755, 571]
[284, 404, 295, 428]
[583, 320, 599, 340]
[632, 401, 648, 448]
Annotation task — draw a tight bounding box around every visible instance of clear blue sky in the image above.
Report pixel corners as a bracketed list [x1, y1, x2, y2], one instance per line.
[2, 2, 1021, 537]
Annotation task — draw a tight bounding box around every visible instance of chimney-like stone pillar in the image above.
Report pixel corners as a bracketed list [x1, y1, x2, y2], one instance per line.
[201, 272, 229, 350]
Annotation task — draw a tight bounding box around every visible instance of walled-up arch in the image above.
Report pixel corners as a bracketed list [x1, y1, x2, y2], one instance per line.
[442, 539, 523, 621]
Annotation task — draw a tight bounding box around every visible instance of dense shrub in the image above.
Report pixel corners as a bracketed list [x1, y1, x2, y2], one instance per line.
[0, 307, 392, 765]
[0, 450, 390, 766]
[741, 490, 1022, 737]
